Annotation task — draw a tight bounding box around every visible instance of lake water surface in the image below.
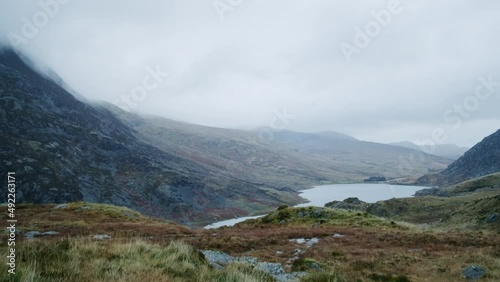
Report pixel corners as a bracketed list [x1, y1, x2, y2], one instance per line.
[204, 183, 425, 229]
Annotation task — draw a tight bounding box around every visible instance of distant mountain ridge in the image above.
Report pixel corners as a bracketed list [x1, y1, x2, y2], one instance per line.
[417, 129, 500, 186]
[110, 108, 451, 184]
[389, 141, 468, 160]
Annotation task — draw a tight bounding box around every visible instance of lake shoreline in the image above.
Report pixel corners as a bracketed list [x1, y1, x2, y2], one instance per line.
[204, 183, 429, 229]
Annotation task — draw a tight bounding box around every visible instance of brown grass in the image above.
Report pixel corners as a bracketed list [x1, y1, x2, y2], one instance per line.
[187, 225, 500, 281]
[2, 203, 499, 281]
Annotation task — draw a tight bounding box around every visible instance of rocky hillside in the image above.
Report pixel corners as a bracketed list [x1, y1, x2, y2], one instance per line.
[418, 129, 500, 186]
[0, 49, 298, 226]
[109, 108, 451, 184]
[105, 108, 333, 191]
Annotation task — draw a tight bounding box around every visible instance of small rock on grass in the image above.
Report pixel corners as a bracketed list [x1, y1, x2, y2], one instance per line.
[202, 250, 236, 267]
[463, 265, 486, 281]
[256, 262, 285, 276]
[42, 231, 60, 236]
[25, 231, 60, 238]
[485, 213, 498, 223]
[24, 231, 41, 238]
[93, 234, 112, 240]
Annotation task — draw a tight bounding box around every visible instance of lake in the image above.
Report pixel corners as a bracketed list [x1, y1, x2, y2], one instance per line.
[203, 183, 425, 229]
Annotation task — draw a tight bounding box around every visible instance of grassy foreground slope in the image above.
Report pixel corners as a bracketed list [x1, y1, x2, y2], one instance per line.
[1, 202, 499, 281]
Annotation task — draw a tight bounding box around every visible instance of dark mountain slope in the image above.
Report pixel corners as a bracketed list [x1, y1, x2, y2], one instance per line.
[0, 49, 295, 226]
[418, 129, 500, 186]
[441, 129, 500, 182]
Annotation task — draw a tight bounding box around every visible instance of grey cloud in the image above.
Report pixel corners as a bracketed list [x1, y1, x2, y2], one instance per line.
[1, 0, 499, 147]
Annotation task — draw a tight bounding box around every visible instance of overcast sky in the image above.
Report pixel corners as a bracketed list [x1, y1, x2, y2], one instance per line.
[1, 0, 499, 147]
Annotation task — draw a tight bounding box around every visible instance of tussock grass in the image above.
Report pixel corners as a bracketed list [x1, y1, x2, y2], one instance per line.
[0, 238, 276, 282]
[300, 269, 344, 282]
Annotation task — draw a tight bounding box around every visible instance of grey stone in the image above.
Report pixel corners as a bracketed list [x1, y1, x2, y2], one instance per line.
[485, 213, 498, 223]
[305, 237, 319, 248]
[53, 204, 68, 209]
[463, 265, 486, 280]
[24, 166, 34, 173]
[290, 238, 306, 244]
[309, 262, 321, 269]
[42, 231, 60, 236]
[290, 237, 319, 248]
[24, 231, 42, 238]
[202, 250, 236, 267]
[256, 262, 285, 276]
[24, 230, 59, 238]
[293, 249, 303, 256]
[202, 250, 308, 281]
[93, 234, 112, 240]
[312, 209, 322, 218]
[343, 197, 364, 204]
[237, 256, 259, 266]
